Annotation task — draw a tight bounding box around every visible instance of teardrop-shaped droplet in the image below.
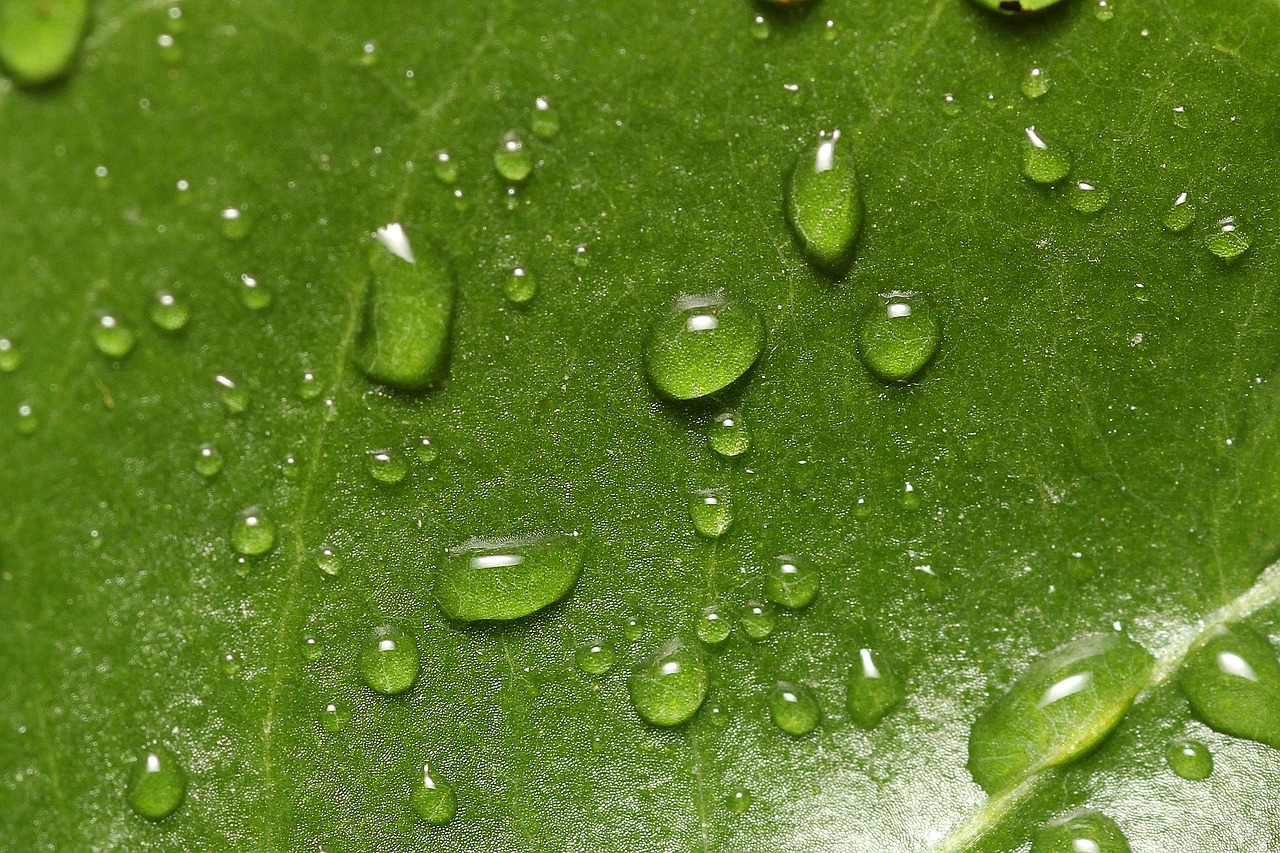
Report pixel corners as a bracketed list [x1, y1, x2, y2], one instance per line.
[696, 603, 732, 645]
[847, 647, 904, 728]
[410, 764, 457, 825]
[857, 292, 941, 382]
[767, 681, 820, 736]
[1165, 737, 1213, 780]
[1178, 625, 1280, 749]
[1022, 126, 1070, 185]
[575, 640, 616, 676]
[1163, 192, 1195, 232]
[689, 488, 733, 538]
[1030, 810, 1130, 853]
[740, 601, 775, 640]
[436, 533, 583, 622]
[709, 411, 750, 458]
[354, 223, 456, 391]
[643, 293, 765, 400]
[150, 291, 189, 332]
[126, 744, 186, 821]
[358, 624, 420, 695]
[967, 633, 1154, 794]
[230, 506, 276, 556]
[784, 130, 863, 274]
[494, 131, 533, 183]
[0, 0, 88, 86]
[629, 638, 708, 726]
[764, 554, 819, 609]
[969, 0, 1070, 14]
[92, 313, 136, 358]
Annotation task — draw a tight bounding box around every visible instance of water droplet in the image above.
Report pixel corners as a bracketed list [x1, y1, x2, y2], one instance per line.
[740, 601, 775, 640]
[1095, 0, 1114, 21]
[195, 443, 223, 477]
[532, 96, 560, 139]
[359, 624, 420, 695]
[298, 369, 321, 399]
[320, 700, 352, 733]
[1163, 192, 1195, 232]
[643, 293, 765, 400]
[0, 337, 21, 373]
[785, 130, 863, 274]
[0, 0, 88, 86]
[857, 291, 941, 382]
[689, 488, 734, 539]
[149, 291, 189, 332]
[365, 448, 408, 484]
[354, 222, 457, 391]
[725, 787, 752, 813]
[220, 207, 250, 241]
[410, 764, 457, 825]
[967, 633, 1154, 794]
[696, 603, 732, 645]
[764, 554, 819, 609]
[1030, 810, 1130, 853]
[575, 640, 616, 676]
[1206, 217, 1250, 261]
[1165, 737, 1213, 780]
[155, 32, 181, 63]
[230, 506, 276, 556]
[15, 401, 38, 435]
[767, 681, 820, 736]
[92, 314, 136, 358]
[237, 274, 270, 310]
[1069, 181, 1109, 214]
[847, 647, 904, 728]
[317, 545, 343, 578]
[414, 437, 439, 464]
[494, 131, 533, 183]
[940, 93, 960, 117]
[624, 616, 645, 641]
[1022, 126, 1070, 185]
[302, 635, 322, 661]
[969, 0, 1068, 12]
[1172, 104, 1189, 129]
[215, 374, 247, 413]
[629, 638, 708, 726]
[750, 14, 770, 39]
[1178, 625, 1280, 749]
[504, 266, 537, 305]
[437, 533, 583, 622]
[708, 411, 750, 458]
[127, 744, 186, 821]
[221, 651, 241, 675]
[432, 150, 458, 184]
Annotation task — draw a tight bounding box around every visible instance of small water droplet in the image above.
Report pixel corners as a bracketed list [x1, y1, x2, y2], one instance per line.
[215, 374, 247, 413]
[414, 437, 439, 464]
[432, 150, 458, 184]
[504, 266, 538, 305]
[1163, 192, 1195, 232]
[1206, 216, 1250, 261]
[195, 443, 223, 477]
[857, 292, 941, 382]
[1095, 1, 1114, 21]
[644, 293, 765, 400]
[624, 616, 645, 641]
[785, 130, 863, 274]
[494, 131, 533, 183]
[358, 40, 377, 66]
[365, 448, 408, 484]
[221, 651, 241, 675]
[92, 314, 136, 358]
[0, 337, 21, 373]
[301, 635, 322, 661]
[696, 603, 732, 645]
[532, 96, 560, 139]
[1030, 810, 1130, 853]
[238, 274, 271, 310]
[230, 506, 276, 556]
[629, 638, 708, 726]
[1178, 625, 1280, 749]
[1171, 104, 1189, 129]
[1021, 67, 1050, 99]
[298, 369, 321, 399]
[149, 291, 189, 331]
[940, 93, 960, 117]
[0, 0, 88, 86]
[127, 744, 186, 821]
[740, 601, 775, 640]
[220, 207, 251, 241]
[575, 640, 617, 676]
[15, 401, 38, 435]
[437, 533, 583, 622]
[750, 15, 770, 39]
[1165, 737, 1213, 780]
[847, 647, 904, 729]
[280, 451, 301, 481]
[359, 624, 420, 695]
[1069, 181, 1109, 214]
[155, 32, 181, 63]
[410, 764, 457, 825]
[317, 545, 343, 578]
[708, 411, 750, 458]
[725, 787, 752, 813]
[767, 681, 820, 736]
[320, 700, 352, 733]
[1022, 126, 1071, 185]
[764, 554, 819, 609]
[689, 488, 734, 539]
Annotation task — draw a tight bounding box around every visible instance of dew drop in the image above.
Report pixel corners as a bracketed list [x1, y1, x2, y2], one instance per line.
[764, 554, 819, 609]
[532, 96, 560, 139]
[0, 0, 88, 86]
[689, 488, 734, 539]
[432, 150, 458, 184]
[767, 681, 820, 736]
[857, 291, 941, 382]
[494, 131, 533, 183]
[575, 640, 616, 676]
[359, 624, 420, 695]
[230, 506, 276, 556]
[437, 533, 583, 622]
[1030, 810, 1130, 853]
[785, 130, 863, 274]
[624, 616, 645, 641]
[320, 700, 352, 733]
[1069, 181, 1109, 214]
[415, 436, 439, 464]
[1022, 126, 1070, 185]
[317, 545, 343, 578]
[1021, 67, 1050, 99]
[967, 633, 1154, 794]
[0, 337, 21, 373]
[629, 638, 708, 726]
[126, 744, 186, 821]
[1178, 625, 1280, 749]
[15, 401, 37, 435]
[643, 293, 765, 400]
[708, 411, 750, 458]
[1206, 217, 1250, 261]
[740, 601, 775, 640]
[940, 93, 960, 117]
[220, 207, 251, 241]
[92, 314, 136, 358]
[149, 291, 189, 332]
[215, 374, 247, 413]
[298, 369, 321, 400]
[750, 14, 770, 40]
[847, 647, 904, 729]
[504, 266, 538, 305]
[725, 787, 752, 813]
[1163, 192, 1195, 232]
[238, 274, 271, 310]
[1165, 737, 1213, 780]
[410, 764, 457, 826]
[194, 443, 223, 477]
[696, 603, 732, 645]
[365, 448, 408, 484]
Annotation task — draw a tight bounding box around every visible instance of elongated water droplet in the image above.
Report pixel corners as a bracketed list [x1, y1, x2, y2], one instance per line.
[432, 150, 457, 184]
[967, 633, 1154, 794]
[410, 764, 457, 825]
[629, 638, 708, 726]
[968, 0, 1069, 13]
[436, 533, 583, 622]
[1030, 811, 1130, 853]
[696, 603, 731, 645]
[1178, 625, 1280, 749]
[1069, 181, 1109, 214]
[644, 293, 765, 400]
[1165, 737, 1213, 780]
[1021, 67, 1049, 99]
[740, 601, 775, 640]
[505, 266, 537, 305]
[0, 336, 19, 372]
[230, 506, 276, 556]
[320, 700, 352, 733]
[1163, 192, 1195, 232]
[785, 130, 863, 274]
[1206, 217, 1250, 261]
[531, 96, 560, 139]
[0, 0, 88, 86]
[494, 131, 533, 183]
[365, 448, 407, 484]
[857, 291, 941, 382]
[359, 624, 420, 695]
[768, 681, 820, 735]
[764, 554, 819, 609]
[195, 443, 223, 477]
[149, 292, 189, 332]
[689, 488, 733, 538]
[575, 640, 616, 676]
[709, 411, 750, 458]
[847, 647, 904, 728]
[92, 314, 135, 358]
[354, 223, 456, 391]
[1022, 126, 1070, 185]
[126, 744, 186, 821]
[215, 374, 247, 413]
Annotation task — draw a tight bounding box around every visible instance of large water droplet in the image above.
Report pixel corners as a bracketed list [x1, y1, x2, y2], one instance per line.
[354, 222, 456, 391]
[359, 624, 420, 695]
[764, 554, 819, 609]
[1165, 737, 1213, 780]
[643, 293, 765, 400]
[708, 411, 750, 458]
[92, 313, 136, 358]
[0, 0, 88, 86]
[857, 292, 941, 382]
[629, 638, 708, 726]
[195, 443, 223, 477]
[740, 601, 775, 640]
[149, 291, 189, 332]
[696, 603, 732, 645]
[767, 681, 820, 736]
[967, 633, 1154, 794]
[1206, 217, 1250, 261]
[230, 506, 276, 556]
[575, 640, 616, 676]
[784, 130, 863, 274]
[1022, 126, 1070, 185]
[847, 647, 904, 728]
[436, 533, 583, 622]
[1178, 625, 1280, 749]
[126, 744, 186, 821]
[410, 764, 457, 825]
[1030, 810, 1130, 853]
[689, 488, 733, 538]
[494, 131, 533, 183]
[365, 448, 408, 484]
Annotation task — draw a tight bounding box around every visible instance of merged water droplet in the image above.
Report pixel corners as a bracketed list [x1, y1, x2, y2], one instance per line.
[1163, 192, 1195, 232]
[1178, 625, 1280, 749]
[436, 533, 583, 622]
[629, 638, 708, 726]
[1069, 181, 1109, 214]
[696, 603, 732, 645]
[575, 640, 616, 676]
[1165, 737, 1213, 780]
[410, 764, 457, 825]
[740, 601, 776, 640]
[92, 314, 136, 358]
[847, 647, 904, 729]
[531, 96, 560, 139]
[494, 131, 533, 183]
[1206, 217, 1250, 261]
[432, 150, 458, 184]
[0, 0, 88, 86]
[0, 336, 21, 373]
[1021, 67, 1050, 99]
[149, 291, 189, 332]
[689, 488, 734, 538]
[764, 554, 819, 609]
[359, 624, 420, 695]
[967, 633, 1154, 794]
[767, 681, 820, 736]
[1030, 810, 1130, 853]
[857, 292, 941, 382]
[230, 506, 276, 556]
[354, 222, 457, 391]
[365, 448, 408, 484]
[643, 293, 765, 400]
[195, 443, 223, 477]
[709, 411, 750, 458]
[126, 744, 186, 821]
[504, 266, 537, 305]
[1022, 126, 1070, 185]
[320, 700, 352, 733]
[784, 130, 863, 274]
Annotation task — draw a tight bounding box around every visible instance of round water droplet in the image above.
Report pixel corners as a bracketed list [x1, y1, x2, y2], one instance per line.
[1165, 737, 1212, 780]
[320, 700, 352, 733]
[505, 267, 537, 305]
[494, 131, 533, 183]
[644, 293, 765, 400]
[0, 337, 21, 373]
[1069, 181, 1109, 214]
[156, 32, 181, 63]
[215, 374, 247, 413]
[365, 448, 408, 484]
[785, 130, 863, 274]
[238, 274, 271, 310]
[709, 411, 750, 458]
[359, 624, 420, 695]
[149, 291, 189, 332]
[857, 292, 941, 382]
[725, 787, 752, 813]
[220, 207, 251, 240]
[15, 401, 38, 435]
[317, 545, 343, 578]
[410, 764, 457, 826]
[750, 15, 770, 39]
[624, 616, 645, 641]
[0, 0, 88, 86]
[768, 681, 820, 736]
[1206, 217, 1250, 261]
[1021, 67, 1050, 99]
[532, 96, 560, 139]
[1163, 192, 1195, 232]
[575, 640, 616, 676]
[281, 452, 301, 481]
[968, 0, 1069, 12]
[92, 314, 136, 358]
[689, 488, 734, 538]
[629, 638, 708, 726]
[764, 554, 819, 609]
[940, 93, 960, 117]
[432, 150, 458, 184]
[696, 603, 732, 645]
[415, 437, 439, 464]
[298, 369, 321, 399]
[437, 533, 583, 622]
[230, 506, 276, 556]
[1022, 126, 1070, 185]
[126, 744, 186, 821]
[1095, 0, 1114, 21]
[1030, 810, 1130, 853]
[302, 635, 322, 661]
[740, 601, 775, 640]
[847, 647, 905, 729]
[1178, 624, 1280, 749]
[195, 443, 223, 477]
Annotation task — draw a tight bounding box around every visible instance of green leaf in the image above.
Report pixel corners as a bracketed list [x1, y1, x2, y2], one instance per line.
[2, 0, 1280, 850]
